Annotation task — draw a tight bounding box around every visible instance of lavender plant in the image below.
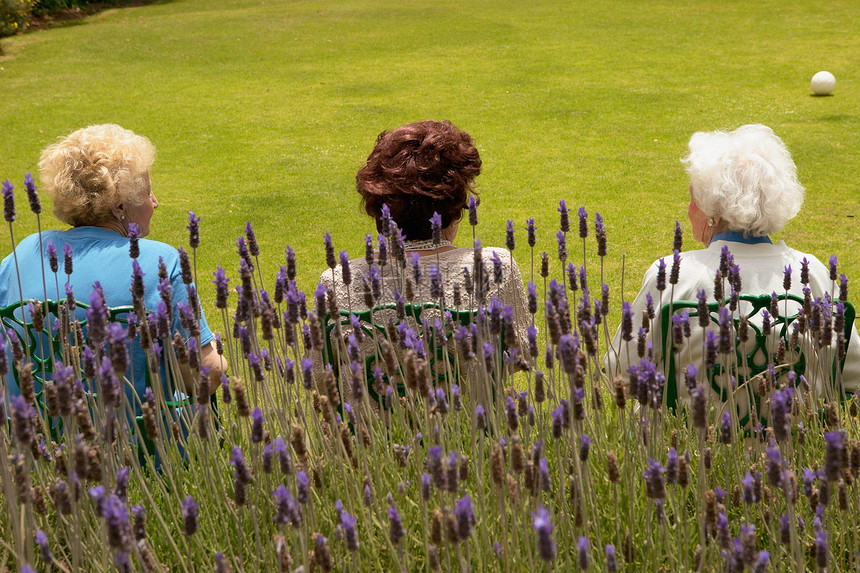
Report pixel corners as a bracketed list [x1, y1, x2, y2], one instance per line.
[0, 175, 858, 571]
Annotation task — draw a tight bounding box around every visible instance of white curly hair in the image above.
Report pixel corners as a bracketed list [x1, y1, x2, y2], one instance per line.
[682, 124, 804, 237]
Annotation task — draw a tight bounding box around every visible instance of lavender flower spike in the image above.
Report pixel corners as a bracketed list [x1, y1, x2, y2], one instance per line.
[187, 211, 200, 249]
[24, 172, 40, 214]
[558, 200, 570, 233]
[182, 495, 199, 536]
[505, 219, 515, 251]
[388, 502, 406, 545]
[526, 218, 536, 247]
[577, 206, 588, 239]
[35, 530, 52, 563]
[63, 243, 73, 276]
[577, 536, 589, 570]
[455, 495, 476, 541]
[2, 179, 14, 223]
[595, 213, 607, 257]
[128, 223, 140, 259]
[599, 546, 617, 573]
[324, 232, 336, 269]
[468, 195, 478, 227]
[430, 212, 442, 245]
[532, 505, 556, 562]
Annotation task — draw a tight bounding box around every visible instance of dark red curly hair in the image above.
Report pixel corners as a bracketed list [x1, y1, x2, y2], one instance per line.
[357, 120, 482, 240]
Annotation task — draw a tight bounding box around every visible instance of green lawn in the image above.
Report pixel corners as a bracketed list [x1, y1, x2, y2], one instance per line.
[1, 0, 857, 316]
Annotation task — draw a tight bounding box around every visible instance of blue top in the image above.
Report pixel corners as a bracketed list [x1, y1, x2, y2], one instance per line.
[0, 227, 213, 409]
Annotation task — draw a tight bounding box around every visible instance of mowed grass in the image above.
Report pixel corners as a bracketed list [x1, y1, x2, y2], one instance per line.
[0, 0, 857, 320]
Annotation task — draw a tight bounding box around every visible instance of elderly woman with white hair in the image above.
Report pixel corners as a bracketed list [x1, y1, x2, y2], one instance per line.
[607, 124, 860, 410]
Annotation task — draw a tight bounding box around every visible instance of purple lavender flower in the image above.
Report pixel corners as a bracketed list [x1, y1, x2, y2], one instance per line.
[526, 218, 536, 248]
[100, 494, 130, 549]
[666, 447, 678, 485]
[772, 387, 792, 442]
[800, 257, 809, 285]
[781, 264, 792, 292]
[467, 195, 478, 227]
[230, 446, 252, 506]
[476, 404, 486, 431]
[644, 458, 666, 499]
[577, 536, 589, 569]
[45, 240, 59, 274]
[720, 411, 733, 444]
[323, 232, 336, 269]
[455, 495, 475, 541]
[2, 180, 14, 222]
[839, 273, 848, 302]
[297, 471, 310, 504]
[754, 550, 769, 573]
[10, 396, 34, 446]
[655, 258, 666, 291]
[670, 250, 681, 285]
[667, 219, 681, 252]
[606, 545, 618, 572]
[388, 502, 405, 545]
[815, 530, 828, 569]
[556, 230, 567, 262]
[579, 435, 593, 463]
[532, 506, 556, 562]
[577, 206, 588, 239]
[742, 471, 756, 504]
[539, 458, 551, 491]
[251, 407, 264, 443]
[125, 223, 140, 259]
[340, 507, 359, 551]
[555, 199, 570, 233]
[187, 211, 200, 249]
[23, 172, 40, 214]
[595, 213, 607, 257]
[500, 219, 514, 252]
[182, 495, 199, 536]
[35, 530, 51, 563]
[765, 442, 783, 487]
[273, 485, 302, 527]
[429, 211, 442, 245]
[63, 243, 73, 276]
[823, 431, 844, 481]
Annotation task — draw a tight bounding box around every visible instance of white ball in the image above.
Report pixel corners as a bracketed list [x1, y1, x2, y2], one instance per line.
[811, 71, 836, 95]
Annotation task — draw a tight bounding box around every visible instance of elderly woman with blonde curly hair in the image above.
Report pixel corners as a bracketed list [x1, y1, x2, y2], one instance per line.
[607, 124, 860, 410]
[0, 124, 226, 401]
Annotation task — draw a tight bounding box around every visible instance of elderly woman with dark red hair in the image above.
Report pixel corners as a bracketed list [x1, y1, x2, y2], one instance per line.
[319, 120, 529, 356]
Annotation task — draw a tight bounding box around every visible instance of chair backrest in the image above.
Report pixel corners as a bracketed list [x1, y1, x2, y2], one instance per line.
[1, 299, 133, 399]
[323, 302, 479, 405]
[660, 294, 855, 427]
[1, 299, 216, 456]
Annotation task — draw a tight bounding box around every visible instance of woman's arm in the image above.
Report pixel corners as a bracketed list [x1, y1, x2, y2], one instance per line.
[201, 341, 228, 394]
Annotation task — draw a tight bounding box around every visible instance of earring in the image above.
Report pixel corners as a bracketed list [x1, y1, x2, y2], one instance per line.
[707, 218, 715, 227]
[121, 215, 126, 221]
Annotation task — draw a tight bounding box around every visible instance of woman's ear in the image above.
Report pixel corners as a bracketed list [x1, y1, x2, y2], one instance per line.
[111, 204, 126, 221]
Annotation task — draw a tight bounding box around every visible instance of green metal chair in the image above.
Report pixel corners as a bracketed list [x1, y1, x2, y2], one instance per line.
[323, 302, 478, 406]
[1, 299, 212, 453]
[660, 294, 855, 427]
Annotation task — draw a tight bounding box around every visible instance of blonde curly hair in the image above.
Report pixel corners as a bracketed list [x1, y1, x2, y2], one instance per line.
[39, 124, 156, 227]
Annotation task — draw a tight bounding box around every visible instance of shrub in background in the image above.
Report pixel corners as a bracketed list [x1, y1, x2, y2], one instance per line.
[0, 0, 35, 38]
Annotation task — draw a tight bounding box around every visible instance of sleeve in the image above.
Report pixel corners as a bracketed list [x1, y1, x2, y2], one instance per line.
[168, 256, 214, 346]
[506, 253, 531, 353]
[604, 260, 663, 380]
